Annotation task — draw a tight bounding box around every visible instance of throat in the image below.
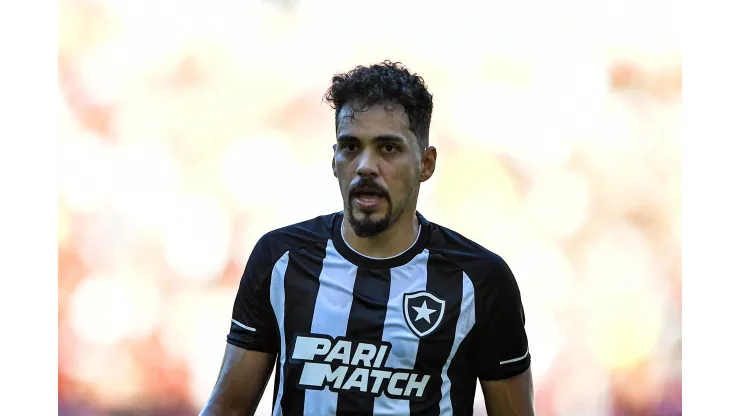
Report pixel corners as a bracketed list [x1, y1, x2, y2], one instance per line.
[342, 217, 420, 259]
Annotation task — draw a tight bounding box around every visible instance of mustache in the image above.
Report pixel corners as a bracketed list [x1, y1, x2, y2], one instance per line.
[349, 179, 389, 198]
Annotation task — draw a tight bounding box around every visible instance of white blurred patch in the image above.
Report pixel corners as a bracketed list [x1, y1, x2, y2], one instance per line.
[580, 224, 666, 370]
[58, 203, 72, 246]
[284, 163, 341, 217]
[552, 356, 611, 416]
[112, 95, 171, 148]
[58, 133, 115, 214]
[68, 345, 143, 408]
[510, 240, 575, 311]
[76, 211, 132, 271]
[163, 194, 232, 282]
[526, 314, 565, 382]
[68, 270, 162, 346]
[221, 134, 298, 209]
[582, 223, 662, 292]
[182, 290, 246, 407]
[236, 212, 288, 267]
[159, 289, 202, 362]
[524, 170, 591, 238]
[110, 144, 183, 235]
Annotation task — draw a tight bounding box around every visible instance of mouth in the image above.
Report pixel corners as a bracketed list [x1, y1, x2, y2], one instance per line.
[351, 187, 387, 211]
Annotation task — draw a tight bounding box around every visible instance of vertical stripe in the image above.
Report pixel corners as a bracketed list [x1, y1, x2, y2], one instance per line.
[276, 243, 327, 416]
[410, 253, 464, 416]
[303, 240, 359, 416]
[335, 266, 393, 416]
[270, 252, 290, 416]
[373, 250, 430, 416]
[439, 273, 476, 415]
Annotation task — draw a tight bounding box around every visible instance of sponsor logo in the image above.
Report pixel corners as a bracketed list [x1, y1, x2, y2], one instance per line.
[291, 335, 431, 400]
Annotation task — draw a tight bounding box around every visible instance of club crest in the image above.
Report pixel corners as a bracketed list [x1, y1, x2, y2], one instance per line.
[403, 291, 446, 338]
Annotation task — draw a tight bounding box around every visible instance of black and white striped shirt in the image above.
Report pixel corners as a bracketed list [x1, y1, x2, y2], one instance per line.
[227, 212, 530, 416]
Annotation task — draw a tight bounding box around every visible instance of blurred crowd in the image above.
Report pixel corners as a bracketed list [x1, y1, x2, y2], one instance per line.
[58, 0, 681, 415]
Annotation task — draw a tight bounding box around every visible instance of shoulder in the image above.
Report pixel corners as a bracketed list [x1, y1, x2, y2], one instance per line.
[248, 212, 336, 270]
[258, 212, 335, 254]
[426, 221, 516, 288]
[426, 221, 522, 311]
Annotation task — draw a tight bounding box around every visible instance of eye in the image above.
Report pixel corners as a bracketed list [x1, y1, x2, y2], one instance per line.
[340, 143, 358, 152]
[381, 144, 399, 153]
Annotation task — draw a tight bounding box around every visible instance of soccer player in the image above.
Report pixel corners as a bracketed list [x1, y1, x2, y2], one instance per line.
[200, 61, 534, 416]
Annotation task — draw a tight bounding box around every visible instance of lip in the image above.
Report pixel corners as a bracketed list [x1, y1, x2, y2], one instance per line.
[353, 193, 385, 210]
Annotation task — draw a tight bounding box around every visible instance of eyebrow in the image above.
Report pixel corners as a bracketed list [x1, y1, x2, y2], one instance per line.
[337, 134, 407, 144]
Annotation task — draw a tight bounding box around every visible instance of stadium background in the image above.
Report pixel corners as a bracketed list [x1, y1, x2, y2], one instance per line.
[57, 0, 681, 415]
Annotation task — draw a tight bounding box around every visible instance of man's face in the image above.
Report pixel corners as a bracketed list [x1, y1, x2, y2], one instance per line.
[333, 103, 435, 237]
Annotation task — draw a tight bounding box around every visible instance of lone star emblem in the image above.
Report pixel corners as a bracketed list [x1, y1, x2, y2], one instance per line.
[403, 291, 446, 338]
[412, 300, 437, 323]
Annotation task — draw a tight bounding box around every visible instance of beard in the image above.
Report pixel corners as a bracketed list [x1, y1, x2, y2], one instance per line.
[344, 176, 417, 238]
[347, 201, 394, 237]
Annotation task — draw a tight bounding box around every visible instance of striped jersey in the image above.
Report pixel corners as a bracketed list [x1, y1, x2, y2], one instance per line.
[227, 212, 530, 416]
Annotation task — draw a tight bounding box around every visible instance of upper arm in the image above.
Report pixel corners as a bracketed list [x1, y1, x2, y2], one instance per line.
[202, 235, 282, 415]
[227, 234, 281, 353]
[473, 256, 533, 414]
[200, 344, 276, 416]
[480, 367, 535, 416]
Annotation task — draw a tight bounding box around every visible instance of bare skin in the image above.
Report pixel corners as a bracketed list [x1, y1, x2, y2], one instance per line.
[332, 103, 436, 258]
[480, 368, 536, 416]
[199, 345, 276, 416]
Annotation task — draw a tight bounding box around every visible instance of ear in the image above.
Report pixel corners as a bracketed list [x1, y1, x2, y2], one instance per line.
[419, 146, 437, 183]
[332, 144, 338, 178]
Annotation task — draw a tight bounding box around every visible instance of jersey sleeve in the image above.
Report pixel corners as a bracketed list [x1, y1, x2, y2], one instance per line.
[473, 256, 531, 381]
[226, 234, 280, 354]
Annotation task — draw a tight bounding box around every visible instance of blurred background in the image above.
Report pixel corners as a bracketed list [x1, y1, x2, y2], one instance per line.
[58, 0, 681, 414]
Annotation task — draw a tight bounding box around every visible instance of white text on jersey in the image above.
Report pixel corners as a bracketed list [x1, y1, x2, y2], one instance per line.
[291, 335, 431, 400]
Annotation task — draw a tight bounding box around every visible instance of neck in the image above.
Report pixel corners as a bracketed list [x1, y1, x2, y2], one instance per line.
[342, 209, 420, 259]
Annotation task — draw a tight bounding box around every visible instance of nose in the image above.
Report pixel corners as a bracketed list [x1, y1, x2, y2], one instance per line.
[356, 148, 379, 178]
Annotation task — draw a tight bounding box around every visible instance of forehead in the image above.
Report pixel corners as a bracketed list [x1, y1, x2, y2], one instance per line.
[337, 103, 416, 144]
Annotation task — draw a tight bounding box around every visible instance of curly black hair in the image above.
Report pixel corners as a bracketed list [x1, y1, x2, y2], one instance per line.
[324, 60, 434, 150]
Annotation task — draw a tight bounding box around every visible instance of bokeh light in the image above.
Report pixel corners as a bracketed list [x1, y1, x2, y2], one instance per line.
[162, 194, 233, 282]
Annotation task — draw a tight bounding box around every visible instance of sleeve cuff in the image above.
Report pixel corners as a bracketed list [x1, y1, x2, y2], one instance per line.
[226, 334, 278, 354]
[478, 355, 531, 381]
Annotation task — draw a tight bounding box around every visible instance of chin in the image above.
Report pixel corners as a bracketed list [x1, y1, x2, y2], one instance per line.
[348, 199, 386, 217]
[348, 209, 392, 238]
[354, 207, 384, 218]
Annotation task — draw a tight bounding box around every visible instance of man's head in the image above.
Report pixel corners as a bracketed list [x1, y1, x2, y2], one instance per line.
[325, 61, 437, 238]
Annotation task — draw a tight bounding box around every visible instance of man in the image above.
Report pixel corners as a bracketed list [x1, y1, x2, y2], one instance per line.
[201, 61, 534, 416]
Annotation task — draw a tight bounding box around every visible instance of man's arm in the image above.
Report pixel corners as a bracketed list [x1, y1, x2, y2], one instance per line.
[200, 344, 276, 416]
[473, 256, 534, 415]
[480, 367, 535, 416]
[201, 233, 281, 415]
